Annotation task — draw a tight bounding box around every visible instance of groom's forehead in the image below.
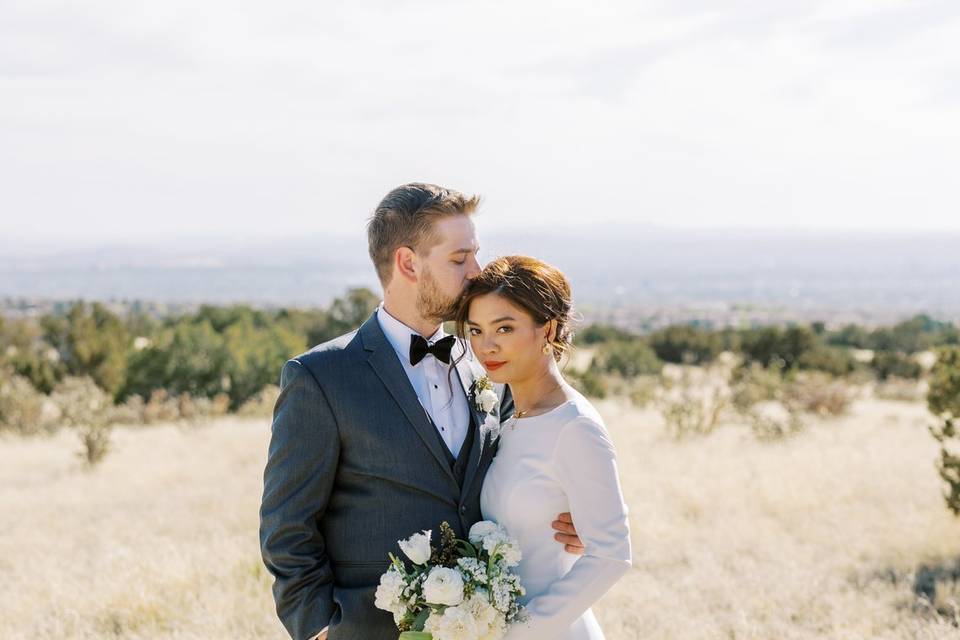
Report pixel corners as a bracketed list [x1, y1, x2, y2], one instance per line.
[428, 215, 479, 250]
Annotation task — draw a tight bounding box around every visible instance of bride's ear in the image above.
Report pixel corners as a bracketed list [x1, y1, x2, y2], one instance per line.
[544, 319, 558, 344]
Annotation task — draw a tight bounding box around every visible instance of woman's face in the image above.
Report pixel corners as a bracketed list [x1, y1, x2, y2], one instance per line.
[465, 293, 550, 384]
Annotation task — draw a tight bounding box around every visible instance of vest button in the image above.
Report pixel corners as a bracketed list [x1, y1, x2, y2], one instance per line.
[459, 505, 467, 515]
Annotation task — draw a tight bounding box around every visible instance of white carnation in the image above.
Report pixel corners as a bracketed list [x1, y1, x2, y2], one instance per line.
[422, 566, 465, 606]
[374, 568, 407, 614]
[468, 520, 503, 546]
[463, 592, 500, 628]
[425, 603, 481, 640]
[477, 388, 498, 413]
[492, 538, 522, 568]
[399, 529, 432, 565]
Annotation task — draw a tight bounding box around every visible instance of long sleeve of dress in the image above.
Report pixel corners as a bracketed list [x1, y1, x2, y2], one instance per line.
[502, 416, 632, 640]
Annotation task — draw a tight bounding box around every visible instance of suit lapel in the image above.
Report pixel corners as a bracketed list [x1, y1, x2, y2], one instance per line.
[454, 341, 492, 499]
[360, 314, 459, 488]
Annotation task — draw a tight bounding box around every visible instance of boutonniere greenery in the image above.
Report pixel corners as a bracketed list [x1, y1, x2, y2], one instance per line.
[471, 374, 502, 445]
[472, 374, 499, 414]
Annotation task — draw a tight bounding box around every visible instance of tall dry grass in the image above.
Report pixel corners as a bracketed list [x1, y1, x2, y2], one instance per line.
[1, 395, 959, 638]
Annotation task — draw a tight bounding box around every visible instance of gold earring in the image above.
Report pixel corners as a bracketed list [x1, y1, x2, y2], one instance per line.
[542, 343, 552, 355]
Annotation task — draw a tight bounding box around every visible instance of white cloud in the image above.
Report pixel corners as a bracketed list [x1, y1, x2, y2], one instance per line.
[1, 0, 958, 244]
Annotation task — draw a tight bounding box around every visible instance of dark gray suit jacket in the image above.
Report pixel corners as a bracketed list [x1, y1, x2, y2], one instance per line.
[260, 312, 512, 640]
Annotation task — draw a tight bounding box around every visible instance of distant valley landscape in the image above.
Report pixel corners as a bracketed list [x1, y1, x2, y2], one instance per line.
[3, 227, 958, 329]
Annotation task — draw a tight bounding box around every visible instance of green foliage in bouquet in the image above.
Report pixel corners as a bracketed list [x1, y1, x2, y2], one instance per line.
[378, 520, 526, 639]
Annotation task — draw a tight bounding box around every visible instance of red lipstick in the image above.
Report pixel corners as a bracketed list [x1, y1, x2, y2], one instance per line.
[484, 361, 507, 371]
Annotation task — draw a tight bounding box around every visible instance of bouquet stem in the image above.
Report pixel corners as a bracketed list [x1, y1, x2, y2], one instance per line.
[399, 633, 432, 640]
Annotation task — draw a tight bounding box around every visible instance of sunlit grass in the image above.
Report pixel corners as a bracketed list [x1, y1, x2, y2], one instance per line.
[2, 393, 959, 638]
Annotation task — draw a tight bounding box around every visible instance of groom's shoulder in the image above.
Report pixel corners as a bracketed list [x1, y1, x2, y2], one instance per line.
[295, 327, 363, 368]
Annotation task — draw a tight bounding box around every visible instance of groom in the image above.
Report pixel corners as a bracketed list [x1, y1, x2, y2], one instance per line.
[259, 183, 584, 640]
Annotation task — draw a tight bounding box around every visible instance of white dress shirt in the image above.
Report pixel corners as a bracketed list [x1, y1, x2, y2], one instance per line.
[376, 303, 471, 458]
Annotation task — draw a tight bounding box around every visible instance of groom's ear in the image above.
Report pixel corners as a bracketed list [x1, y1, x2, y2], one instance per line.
[394, 246, 419, 284]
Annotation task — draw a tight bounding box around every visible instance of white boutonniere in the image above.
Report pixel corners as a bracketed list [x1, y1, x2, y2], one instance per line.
[471, 374, 502, 444]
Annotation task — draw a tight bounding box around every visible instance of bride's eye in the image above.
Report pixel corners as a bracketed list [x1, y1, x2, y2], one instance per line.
[497, 326, 513, 334]
[469, 328, 481, 336]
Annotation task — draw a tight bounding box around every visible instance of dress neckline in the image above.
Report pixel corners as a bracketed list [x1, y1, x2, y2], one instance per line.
[512, 398, 577, 422]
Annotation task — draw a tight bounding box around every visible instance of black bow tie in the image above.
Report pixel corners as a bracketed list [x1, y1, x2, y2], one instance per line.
[409, 334, 456, 366]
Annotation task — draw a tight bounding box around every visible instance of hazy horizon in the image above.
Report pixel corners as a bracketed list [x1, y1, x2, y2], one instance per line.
[4, 227, 959, 328]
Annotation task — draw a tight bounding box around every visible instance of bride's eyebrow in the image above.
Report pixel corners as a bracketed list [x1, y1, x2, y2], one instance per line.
[465, 316, 515, 326]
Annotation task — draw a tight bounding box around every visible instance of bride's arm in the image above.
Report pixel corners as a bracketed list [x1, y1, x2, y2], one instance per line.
[503, 416, 632, 639]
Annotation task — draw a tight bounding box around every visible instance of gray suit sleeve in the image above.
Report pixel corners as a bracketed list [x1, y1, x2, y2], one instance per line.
[260, 359, 340, 640]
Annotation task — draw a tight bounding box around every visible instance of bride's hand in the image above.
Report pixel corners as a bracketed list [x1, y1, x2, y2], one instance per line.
[551, 512, 585, 554]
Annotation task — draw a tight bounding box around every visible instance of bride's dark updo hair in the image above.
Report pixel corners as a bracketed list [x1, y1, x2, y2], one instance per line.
[454, 255, 575, 362]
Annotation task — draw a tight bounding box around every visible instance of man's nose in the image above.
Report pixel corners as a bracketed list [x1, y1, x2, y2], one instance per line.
[465, 255, 481, 279]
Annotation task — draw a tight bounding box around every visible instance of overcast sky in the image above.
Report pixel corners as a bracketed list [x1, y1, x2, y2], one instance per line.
[3, 0, 960, 246]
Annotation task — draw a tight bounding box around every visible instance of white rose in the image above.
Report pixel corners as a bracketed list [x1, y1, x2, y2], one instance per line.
[399, 529, 432, 565]
[468, 520, 502, 546]
[477, 388, 498, 413]
[422, 566, 465, 606]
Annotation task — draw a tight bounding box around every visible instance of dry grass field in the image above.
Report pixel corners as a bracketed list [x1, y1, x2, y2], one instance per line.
[2, 394, 959, 639]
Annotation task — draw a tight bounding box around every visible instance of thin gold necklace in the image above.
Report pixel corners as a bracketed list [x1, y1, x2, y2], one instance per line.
[511, 381, 564, 428]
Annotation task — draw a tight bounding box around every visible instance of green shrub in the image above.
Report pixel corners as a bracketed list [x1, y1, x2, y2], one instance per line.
[872, 315, 958, 353]
[0, 369, 54, 435]
[566, 368, 608, 399]
[928, 346, 960, 516]
[656, 367, 729, 439]
[739, 326, 816, 371]
[648, 325, 723, 364]
[782, 371, 856, 417]
[222, 318, 304, 409]
[122, 320, 229, 401]
[51, 376, 116, 466]
[589, 340, 663, 378]
[730, 362, 785, 414]
[871, 350, 922, 380]
[575, 324, 636, 345]
[42, 302, 130, 397]
[798, 345, 859, 376]
[0, 317, 65, 393]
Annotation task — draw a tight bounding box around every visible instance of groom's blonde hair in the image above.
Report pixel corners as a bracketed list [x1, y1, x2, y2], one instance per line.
[367, 183, 480, 285]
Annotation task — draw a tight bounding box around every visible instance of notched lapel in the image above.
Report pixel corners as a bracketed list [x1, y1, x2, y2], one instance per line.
[360, 315, 458, 487]
[454, 340, 495, 499]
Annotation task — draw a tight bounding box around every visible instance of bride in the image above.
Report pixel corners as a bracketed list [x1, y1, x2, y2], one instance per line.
[454, 256, 632, 640]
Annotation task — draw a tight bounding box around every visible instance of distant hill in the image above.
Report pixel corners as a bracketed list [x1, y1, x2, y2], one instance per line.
[3, 227, 959, 327]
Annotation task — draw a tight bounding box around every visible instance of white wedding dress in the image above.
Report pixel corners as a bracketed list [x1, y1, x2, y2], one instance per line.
[480, 388, 632, 640]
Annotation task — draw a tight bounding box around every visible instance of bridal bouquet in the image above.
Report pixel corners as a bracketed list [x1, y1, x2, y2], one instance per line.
[375, 520, 526, 640]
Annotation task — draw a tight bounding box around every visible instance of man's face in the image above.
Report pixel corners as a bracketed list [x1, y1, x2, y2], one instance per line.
[415, 215, 481, 323]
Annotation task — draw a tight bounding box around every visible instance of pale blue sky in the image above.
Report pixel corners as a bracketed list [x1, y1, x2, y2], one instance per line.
[2, 0, 959, 245]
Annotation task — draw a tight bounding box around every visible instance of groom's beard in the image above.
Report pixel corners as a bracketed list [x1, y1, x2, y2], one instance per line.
[416, 267, 459, 324]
